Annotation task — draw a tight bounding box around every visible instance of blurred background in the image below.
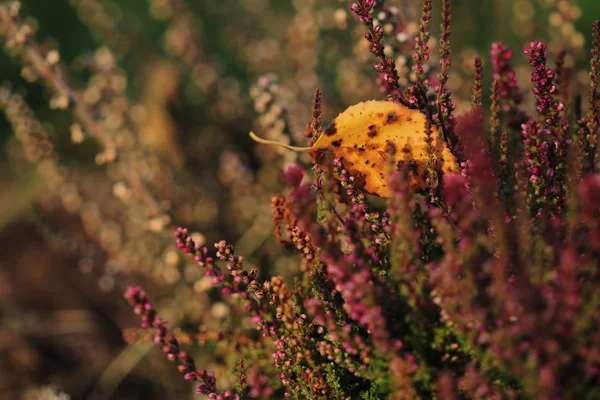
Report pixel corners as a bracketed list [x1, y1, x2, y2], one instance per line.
[0, 0, 598, 398]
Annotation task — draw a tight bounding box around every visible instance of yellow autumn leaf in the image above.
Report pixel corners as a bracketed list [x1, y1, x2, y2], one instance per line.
[250, 100, 459, 198]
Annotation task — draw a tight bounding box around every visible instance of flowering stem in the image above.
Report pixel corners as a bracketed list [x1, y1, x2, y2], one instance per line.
[589, 21, 600, 170]
[123, 287, 237, 398]
[350, 0, 408, 104]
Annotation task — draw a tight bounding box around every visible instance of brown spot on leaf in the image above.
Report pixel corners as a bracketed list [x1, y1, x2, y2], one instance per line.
[367, 125, 378, 138]
[324, 122, 337, 136]
[353, 172, 367, 191]
[408, 161, 420, 175]
[385, 112, 399, 125]
[397, 160, 420, 175]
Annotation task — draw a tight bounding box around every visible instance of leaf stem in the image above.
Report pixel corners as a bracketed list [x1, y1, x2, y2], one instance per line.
[249, 132, 313, 152]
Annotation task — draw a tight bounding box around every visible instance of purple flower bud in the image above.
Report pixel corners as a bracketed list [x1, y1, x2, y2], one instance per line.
[184, 372, 196, 381]
[282, 164, 304, 188]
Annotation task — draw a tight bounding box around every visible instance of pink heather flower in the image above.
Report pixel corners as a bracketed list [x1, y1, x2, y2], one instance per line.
[282, 164, 304, 187]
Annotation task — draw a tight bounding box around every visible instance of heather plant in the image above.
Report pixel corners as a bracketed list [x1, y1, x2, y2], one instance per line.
[127, 2, 600, 399]
[1, 0, 599, 399]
